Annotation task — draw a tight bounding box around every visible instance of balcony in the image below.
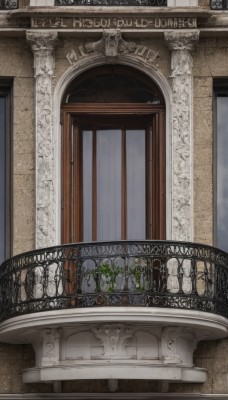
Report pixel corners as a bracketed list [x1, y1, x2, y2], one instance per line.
[0, 241, 227, 385]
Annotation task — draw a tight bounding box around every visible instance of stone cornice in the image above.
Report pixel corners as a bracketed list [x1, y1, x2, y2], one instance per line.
[0, 394, 227, 399]
[9, 7, 210, 17]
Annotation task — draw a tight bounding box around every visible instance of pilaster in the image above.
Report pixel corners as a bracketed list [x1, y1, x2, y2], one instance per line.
[165, 31, 199, 241]
[27, 31, 58, 249]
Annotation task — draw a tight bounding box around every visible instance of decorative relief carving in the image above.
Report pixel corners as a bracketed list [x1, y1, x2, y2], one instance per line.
[40, 328, 61, 366]
[31, 16, 197, 30]
[165, 31, 199, 241]
[165, 31, 199, 52]
[66, 30, 158, 68]
[161, 327, 197, 366]
[161, 327, 182, 364]
[92, 325, 134, 359]
[27, 32, 58, 249]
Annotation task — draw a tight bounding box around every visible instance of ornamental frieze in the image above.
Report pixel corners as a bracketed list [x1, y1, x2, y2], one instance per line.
[31, 16, 197, 30]
[65, 31, 159, 68]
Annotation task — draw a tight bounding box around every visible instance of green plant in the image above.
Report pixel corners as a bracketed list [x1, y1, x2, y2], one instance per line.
[98, 263, 123, 292]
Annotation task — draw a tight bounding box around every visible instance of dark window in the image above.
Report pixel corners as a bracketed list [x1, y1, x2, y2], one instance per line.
[0, 82, 11, 262]
[214, 81, 228, 252]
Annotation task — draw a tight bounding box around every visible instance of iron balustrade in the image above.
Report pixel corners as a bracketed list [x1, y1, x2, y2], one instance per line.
[211, 0, 228, 9]
[0, 0, 17, 9]
[55, 0, 167, 6]
[0, 241, 228, 322]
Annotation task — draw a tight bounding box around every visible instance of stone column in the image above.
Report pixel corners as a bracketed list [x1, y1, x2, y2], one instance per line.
[27, 31, 58, 249]
[165, 31, 199, 241]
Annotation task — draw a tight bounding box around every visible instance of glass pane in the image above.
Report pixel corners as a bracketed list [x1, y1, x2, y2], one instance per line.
[97, 130, 122, 241]
[126, 130, 146, 240]
[83, 131, 93, 242]
[0, 97, 5, 262]
[217, 96, 228, 252]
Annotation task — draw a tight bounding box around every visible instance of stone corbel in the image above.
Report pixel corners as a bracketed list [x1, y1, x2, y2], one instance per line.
[34, 328, 62, 367]
[26, 31, 58, 249]
[164, 31, 199, 242]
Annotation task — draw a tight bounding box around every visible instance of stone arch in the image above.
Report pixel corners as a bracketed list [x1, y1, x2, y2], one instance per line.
[53, 55, 173, 244]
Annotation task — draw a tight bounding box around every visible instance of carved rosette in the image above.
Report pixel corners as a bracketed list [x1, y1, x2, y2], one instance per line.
[27, 31, 58, 248]
[165, 31, 199, 241]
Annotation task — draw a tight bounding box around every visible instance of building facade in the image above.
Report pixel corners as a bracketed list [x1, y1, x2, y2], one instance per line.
[0, 0, 228, 398]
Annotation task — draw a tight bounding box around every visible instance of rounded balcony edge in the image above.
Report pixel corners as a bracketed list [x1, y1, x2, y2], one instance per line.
[0, 307, 227, 344]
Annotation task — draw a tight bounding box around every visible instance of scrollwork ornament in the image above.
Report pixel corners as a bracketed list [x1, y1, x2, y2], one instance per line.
[165, 31, 199, 241]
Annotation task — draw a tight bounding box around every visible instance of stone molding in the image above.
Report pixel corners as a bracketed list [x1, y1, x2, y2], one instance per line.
[1, 307, 227, 342]
[165, 30, 199, 241]
[0, 395, 227, 400]
[29, 0, 199, 6]
[27, 31, 58, 249]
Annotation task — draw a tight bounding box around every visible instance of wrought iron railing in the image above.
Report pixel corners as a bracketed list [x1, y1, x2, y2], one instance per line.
[0, 241, 228, 322]
[211, 0, 228, 9]
[0, 0, 17, 9]
[55, 0, 167, 6]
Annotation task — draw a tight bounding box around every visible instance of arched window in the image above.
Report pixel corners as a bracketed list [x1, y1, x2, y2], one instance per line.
[61, 65, 165, 243]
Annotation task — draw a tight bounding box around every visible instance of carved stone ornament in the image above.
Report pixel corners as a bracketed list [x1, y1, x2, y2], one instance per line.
[66, 29, 159, 68]
[161, 327, 196, 365]
[164, 31, 199, 51]
[92, 325, 134, 359]
[38, 328, 61, 366]
[161, 327, 182, 364]
[26, 31, 58, 249]
[165, 31, 199, 241]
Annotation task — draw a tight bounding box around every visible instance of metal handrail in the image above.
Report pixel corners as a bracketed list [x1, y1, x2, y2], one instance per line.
[0, 240, 227, 322]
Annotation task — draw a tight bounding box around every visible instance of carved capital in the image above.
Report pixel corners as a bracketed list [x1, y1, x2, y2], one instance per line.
[27, 31, 58, 52]
[164, 31, 199, 51]
[26, 31, 58, 77]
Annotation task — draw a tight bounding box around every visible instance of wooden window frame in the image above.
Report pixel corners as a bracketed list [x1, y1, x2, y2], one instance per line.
[61, 103, 165, 243]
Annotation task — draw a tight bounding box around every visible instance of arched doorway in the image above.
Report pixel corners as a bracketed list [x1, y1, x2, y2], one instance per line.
[61, 65, 166, 243]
